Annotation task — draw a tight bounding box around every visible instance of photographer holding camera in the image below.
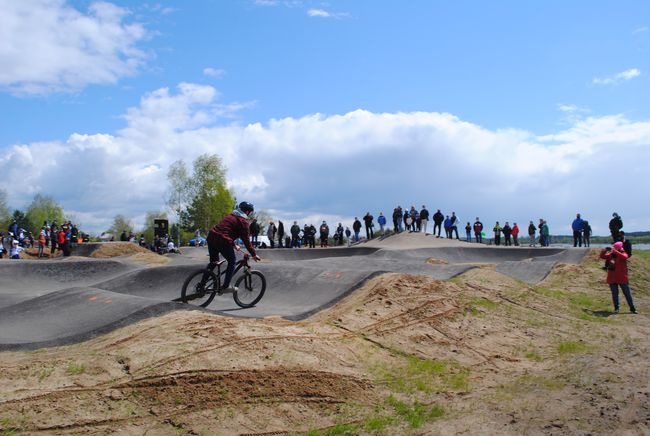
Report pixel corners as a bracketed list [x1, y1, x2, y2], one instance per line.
[600, 241, 637, 314]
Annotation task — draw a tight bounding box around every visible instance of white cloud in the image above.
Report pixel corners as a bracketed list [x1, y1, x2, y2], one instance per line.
[203, 68, 226, 79]
[2, 83, 650, 235]
[557, 103, 588, 114]
[307, 8, 349, 19]
[0, 0, 149, 95]
[633, 26, 648, 34]
[592, 68, 641, 86]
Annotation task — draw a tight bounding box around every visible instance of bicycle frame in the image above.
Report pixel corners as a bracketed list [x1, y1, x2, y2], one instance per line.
[208, 253, 251, 295]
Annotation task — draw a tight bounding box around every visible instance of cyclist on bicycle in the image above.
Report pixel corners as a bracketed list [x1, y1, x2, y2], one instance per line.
[207, 201, 261, 292]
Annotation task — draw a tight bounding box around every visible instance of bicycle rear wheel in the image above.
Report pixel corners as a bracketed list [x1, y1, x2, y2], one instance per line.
[233, 270, 266, 308]
[181, 269, 219, 308]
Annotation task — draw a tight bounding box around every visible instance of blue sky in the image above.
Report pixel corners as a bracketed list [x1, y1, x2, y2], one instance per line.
[1, 0, 649, 234]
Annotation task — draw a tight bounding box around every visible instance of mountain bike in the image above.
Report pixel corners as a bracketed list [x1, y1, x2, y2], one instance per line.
[180, 253, 266, 308]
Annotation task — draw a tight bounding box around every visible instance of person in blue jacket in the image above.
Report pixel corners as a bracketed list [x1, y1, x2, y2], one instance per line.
[571, 213, 585, 247]
[377, 212, 387, 236]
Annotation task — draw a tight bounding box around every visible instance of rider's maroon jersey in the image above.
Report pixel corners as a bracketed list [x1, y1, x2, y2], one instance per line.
[208, 213, 257, 256]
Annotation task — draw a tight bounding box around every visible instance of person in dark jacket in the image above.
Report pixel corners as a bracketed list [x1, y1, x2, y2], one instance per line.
[600, 242, 636, 313]
[277, 221, 285, 248]
[207, 202, 261, 291]
[502, 222, 512, 246]
[420, 206, 430, 233]
[433, 210, 444, 237]
[528, 221, 536, 247]
[352, 218, 362, 242]
[306, 224, 316, 248]
[473, 218, 483, 243]
[250, 218, 260, 246]
[290, 221, 301, 248]
[336, 223, 344, 245]
[609, 213, 623, 242]
[392, 207, 401, 233]
[465, 222, 472, 242]
[319, 221, 330, 247]
[363, 213, 374, 239]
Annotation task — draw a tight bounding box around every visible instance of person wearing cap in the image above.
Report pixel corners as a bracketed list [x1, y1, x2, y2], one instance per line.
[377, 213, 386, 236]
[207, 201, 260, 293]
[420, 206, 430, 233]
[10, 240, 24, 259]
[609, 212, 623, 242]
[571, 213, 585, 247]
[600, 241, 636, 313]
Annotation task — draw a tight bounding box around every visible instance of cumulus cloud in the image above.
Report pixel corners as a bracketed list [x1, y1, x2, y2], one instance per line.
[0, 0, 149, 95]
[592, 68, 641, 85]
[1, 83, 650, 234]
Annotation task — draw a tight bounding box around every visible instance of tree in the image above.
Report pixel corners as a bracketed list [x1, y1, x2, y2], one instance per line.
[25, 194, 66, 232]
[184, 154, 235, 233]
[108, 215, 133, 239]
[12, 210, 28, 231]
[0, 189, 10, 230]
[166, 160, 191, 248]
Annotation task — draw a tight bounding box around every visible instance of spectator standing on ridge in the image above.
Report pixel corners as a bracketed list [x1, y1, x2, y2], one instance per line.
[512, 222, 520, 246]
[307, 224, 316, 248]
[10, 240, 23, 259]
[493, 221, 502, 246]
[403, 209, 409, 232]
[409, 206, 417, 232]
[38, 226, 46, 258]
[336, 223, 344, 245]
[345, 227, 351, 246]
[50, 223, 58, 255]
[290, 221, 301, 248]
[443, 216, 452, 238]
[502, 222, 512, 246]
[363, 212, 374, 239]
[473, 218, 483, 243]
[277, 221, 285, 248]
[377, 213, 387, 236]
[267, 221, 277, 249]
[8, 220, 18, 239]
[582, 221, 592, 247]
[600, 242, 636, 314]
[120, 230, 128, 242]
[420, 205, 430, 233]
[392, 207, 401, 233]
[405, 213, 413, 232]
[528, 221, 537, 247]
[465, 222, 472, 242]
[450, 212, 460, 239]
[352, 218, 362, 242]
[540, 220, 550, 246]
[319, 221, 330, 247]
[609, 213, 623, 242]
[250, 219, 260, 246]
[572, 213, 585, 247]
[433, 209, 444, 237]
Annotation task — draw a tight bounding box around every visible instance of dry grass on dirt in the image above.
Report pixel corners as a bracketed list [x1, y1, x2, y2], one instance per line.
[90, 242, 153, 258]
[1, 251, 650, 435]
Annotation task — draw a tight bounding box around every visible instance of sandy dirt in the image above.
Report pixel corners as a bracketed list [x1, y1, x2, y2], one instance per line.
[1, 250, 649, 435]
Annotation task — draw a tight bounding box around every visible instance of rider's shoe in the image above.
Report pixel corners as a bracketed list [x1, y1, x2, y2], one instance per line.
[224, 285, 238, 293]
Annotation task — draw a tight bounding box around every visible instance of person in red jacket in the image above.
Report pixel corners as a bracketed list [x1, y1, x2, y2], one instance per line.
[512, 222, 520, 246]
[600, 241, 636, 314]
[207, 202, 261, 292]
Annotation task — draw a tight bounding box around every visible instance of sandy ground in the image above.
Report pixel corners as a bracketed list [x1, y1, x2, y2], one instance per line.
[0, 250, 649, 435]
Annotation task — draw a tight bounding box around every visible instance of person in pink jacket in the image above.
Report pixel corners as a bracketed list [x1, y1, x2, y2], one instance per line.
[600, 241, 636, 314]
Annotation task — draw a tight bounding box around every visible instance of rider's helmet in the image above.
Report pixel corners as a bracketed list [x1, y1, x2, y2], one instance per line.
[239, 201, 254, 215]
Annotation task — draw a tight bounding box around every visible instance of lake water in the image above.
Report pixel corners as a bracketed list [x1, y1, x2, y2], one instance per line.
[550, 243, 650, 250]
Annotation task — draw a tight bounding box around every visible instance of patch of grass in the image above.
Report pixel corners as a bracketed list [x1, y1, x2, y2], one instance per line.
[307, 422, 361, 436]
[387, 396, 444, 429]
[372, 355, 470, 394]
[496, 374, 566, 400]
[37, 367, 54, 381]
[471, 298, 499, 311]
[557, 340, 594, 355]
[66, 362, 86, 375]
[534, 286, 611, 322]
[364, 415, 395, 432]
[524, 350, 544, 362]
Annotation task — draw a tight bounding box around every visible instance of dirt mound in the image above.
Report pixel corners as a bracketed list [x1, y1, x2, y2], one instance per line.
[90, 242, 152, 258]
[1, 253, 649, 434]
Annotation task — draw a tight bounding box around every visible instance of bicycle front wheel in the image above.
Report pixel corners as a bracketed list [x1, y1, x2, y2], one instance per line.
[181, 269, 218, 308]
[233, 270, 266, 308]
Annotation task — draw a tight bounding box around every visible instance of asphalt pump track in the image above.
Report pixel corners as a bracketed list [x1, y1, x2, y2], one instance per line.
[0, 238, 587, 350]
